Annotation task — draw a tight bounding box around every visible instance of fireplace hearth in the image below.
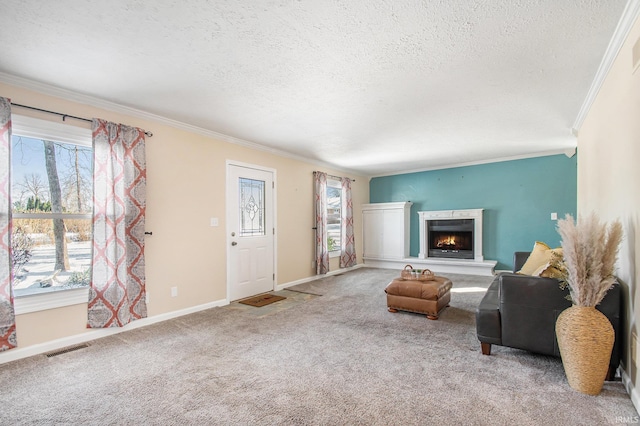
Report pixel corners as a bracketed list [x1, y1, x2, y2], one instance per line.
[428, 219, 474, 259]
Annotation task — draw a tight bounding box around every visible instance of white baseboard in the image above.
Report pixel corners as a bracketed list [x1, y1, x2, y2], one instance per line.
[2, 265, 367, 365]
[621, 368, 640, 416]
[0, 298, 229, 365]
[363, 257, 496, 276]
[275, 263, 365, 291]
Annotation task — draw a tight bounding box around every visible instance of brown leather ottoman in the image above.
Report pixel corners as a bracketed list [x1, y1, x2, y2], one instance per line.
[384, 276, 452, 320]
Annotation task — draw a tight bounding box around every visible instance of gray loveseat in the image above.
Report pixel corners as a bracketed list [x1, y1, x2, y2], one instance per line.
[476, 252, 622, 380]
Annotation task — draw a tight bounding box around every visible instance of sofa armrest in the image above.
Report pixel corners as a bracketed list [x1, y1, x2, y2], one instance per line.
[476, 278, 502, 346]
[598, 282, 623, 371]
[499, 273, 571, 356]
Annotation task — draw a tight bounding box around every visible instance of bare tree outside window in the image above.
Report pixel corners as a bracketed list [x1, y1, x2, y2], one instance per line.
[44, 140, 69, 271]
[18, 173, 48, 207]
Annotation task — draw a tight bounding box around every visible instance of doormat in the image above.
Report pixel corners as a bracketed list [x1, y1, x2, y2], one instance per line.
[238, 294, 286, 307]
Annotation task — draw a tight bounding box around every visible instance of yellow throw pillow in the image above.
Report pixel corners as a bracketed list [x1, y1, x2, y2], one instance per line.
[537, 249, 566, 279]
[517, 241, 562, 275]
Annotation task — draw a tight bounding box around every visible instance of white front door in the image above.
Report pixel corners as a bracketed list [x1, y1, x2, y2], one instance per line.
[226, 162, 275, 301]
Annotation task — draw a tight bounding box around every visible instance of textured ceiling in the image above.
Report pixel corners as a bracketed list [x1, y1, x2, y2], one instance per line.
[0, 0, 628, 176]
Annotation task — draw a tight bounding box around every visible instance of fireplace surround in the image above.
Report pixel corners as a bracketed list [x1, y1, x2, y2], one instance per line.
[418, 209, 484, 261]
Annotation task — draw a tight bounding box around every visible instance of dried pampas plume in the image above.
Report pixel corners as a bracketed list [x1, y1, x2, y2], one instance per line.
[556, 213, 623, 307]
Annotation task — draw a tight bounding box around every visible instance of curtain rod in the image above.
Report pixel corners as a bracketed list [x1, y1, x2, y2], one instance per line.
[314, 171, 356, 183]
[330, 174, 355, 183]
[10, 102, 153, 137]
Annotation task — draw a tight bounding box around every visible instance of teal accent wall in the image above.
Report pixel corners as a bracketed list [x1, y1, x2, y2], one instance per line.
[369, 155, 577, 270]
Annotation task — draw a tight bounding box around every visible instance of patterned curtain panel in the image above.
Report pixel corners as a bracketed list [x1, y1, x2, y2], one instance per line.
[88, 119, 147, 328]
[0, 98, 16, 351]
[314, 171, 329, 275]
[340, 177, 356, 268]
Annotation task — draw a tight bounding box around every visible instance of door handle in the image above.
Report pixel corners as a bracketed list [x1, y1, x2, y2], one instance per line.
[231, 241, 238, 246]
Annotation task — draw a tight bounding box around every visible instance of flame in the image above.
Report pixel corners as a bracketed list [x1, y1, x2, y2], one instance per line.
[437, 236, 456, 247]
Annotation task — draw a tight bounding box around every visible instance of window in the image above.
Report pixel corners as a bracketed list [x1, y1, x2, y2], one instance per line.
[238, 177, 265, 236]
[326, 178, 341, 255]
[10, 116, 93, 300]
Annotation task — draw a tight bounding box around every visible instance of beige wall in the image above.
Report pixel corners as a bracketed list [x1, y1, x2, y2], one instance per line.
[577, 15, 640, 401]
[1, 82, 369, 350]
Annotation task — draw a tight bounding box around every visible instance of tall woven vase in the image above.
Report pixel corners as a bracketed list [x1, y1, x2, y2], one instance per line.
[556, 306, 615, 395]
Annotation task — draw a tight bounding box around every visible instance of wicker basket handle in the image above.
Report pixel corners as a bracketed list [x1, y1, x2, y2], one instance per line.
[421, 269, 434, 278]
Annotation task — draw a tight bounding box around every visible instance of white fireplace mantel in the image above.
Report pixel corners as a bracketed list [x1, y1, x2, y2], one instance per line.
[418, 209, 484, 261]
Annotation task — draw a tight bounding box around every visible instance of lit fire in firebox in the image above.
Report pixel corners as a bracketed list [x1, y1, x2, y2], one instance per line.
[436, 235, 457, 249]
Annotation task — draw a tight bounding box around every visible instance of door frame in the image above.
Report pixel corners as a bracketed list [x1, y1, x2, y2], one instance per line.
[225, 160, 277, 302]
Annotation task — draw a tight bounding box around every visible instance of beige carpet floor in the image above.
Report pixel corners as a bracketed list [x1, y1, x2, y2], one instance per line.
[0, 268, 636, 425]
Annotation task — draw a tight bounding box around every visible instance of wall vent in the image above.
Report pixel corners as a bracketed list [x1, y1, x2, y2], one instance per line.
[45, 343, 89, 358]
[633, 36, 640, 74]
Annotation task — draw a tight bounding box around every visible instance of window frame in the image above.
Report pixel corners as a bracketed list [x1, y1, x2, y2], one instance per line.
[326, 177, 342, 258]
[11, 115, 93, 315]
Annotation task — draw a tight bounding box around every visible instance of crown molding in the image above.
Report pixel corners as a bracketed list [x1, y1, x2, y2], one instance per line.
[0, 72, 363, 178]
[573, 0, 640, 132]
[371, 148, 576, 178]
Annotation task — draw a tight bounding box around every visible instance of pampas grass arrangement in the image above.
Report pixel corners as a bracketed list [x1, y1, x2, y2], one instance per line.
[556, 213, 623, 307]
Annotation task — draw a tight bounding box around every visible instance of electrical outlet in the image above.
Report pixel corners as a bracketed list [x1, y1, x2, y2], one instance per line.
[633, 333, 638, 365]
[551, 212, 558, 220]
[171, 287, 178, 297]
[145, 293, 150, 304]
